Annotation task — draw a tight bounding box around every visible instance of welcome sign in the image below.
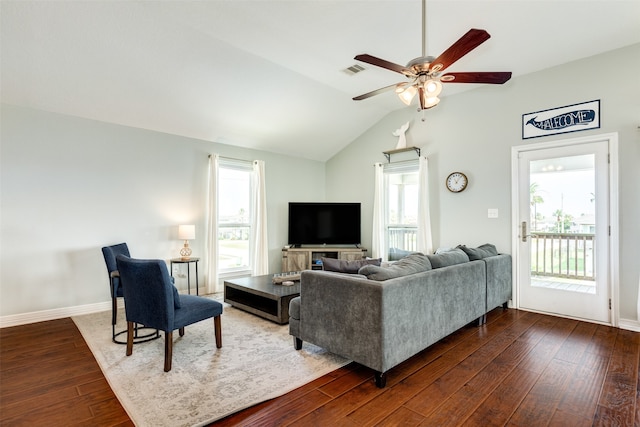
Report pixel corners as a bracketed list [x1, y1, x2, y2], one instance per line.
[522, 100, 600, 139]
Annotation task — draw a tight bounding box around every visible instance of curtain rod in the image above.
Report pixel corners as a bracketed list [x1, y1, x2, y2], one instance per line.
[208, 154, 254, 163]
[373, 157, 425, 167]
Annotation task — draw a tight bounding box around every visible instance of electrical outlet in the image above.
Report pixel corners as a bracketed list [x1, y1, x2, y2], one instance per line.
[488, 208, 499, 219]
[172, 264, 180, 275]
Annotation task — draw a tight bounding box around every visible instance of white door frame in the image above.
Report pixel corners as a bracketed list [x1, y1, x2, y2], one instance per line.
[511, 132, 619, 326]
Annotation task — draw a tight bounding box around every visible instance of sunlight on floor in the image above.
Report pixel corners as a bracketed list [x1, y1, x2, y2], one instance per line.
[531, 275, 596, 294]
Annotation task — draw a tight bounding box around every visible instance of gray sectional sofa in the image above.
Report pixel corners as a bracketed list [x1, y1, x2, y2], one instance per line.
[288, 245, 512, 387]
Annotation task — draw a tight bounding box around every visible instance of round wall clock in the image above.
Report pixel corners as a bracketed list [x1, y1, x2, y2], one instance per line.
[446, 172, 468, 193]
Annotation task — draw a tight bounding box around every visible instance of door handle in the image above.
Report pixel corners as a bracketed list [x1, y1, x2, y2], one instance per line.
[521, 221, 532, 242]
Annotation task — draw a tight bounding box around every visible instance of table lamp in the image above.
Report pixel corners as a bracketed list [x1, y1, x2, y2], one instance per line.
[178, 224, 195, 259]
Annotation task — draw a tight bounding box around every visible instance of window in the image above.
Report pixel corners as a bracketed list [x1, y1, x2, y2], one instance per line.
[385, 161, 419, 258]
[218, 159, 253, 273]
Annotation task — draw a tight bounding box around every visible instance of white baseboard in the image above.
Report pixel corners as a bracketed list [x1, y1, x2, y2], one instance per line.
[0, 300, 120, 328]
[618, 318, 640, 332]
[0, 289, 204, 328]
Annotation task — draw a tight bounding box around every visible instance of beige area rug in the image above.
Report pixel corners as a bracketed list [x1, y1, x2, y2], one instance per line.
[72, 295, 349, 427]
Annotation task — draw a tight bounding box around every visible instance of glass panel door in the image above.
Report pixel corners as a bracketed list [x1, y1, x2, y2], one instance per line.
[517, 140, 609, 323]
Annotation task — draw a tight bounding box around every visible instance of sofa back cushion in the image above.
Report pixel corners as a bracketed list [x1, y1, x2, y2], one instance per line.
[426, 248, 470, 268]
[358, 253, 431, 281]
[388, 247, 420, 261]
[457, 243, 499, 260]
[322, 257, 381, 274]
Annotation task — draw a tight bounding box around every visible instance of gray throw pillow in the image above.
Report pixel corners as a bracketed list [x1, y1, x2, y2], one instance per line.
[427, 248, 470, 268]
[457, 243, 499, 260]
[358, 253, 431, 281]
[322, 257, 381, 274]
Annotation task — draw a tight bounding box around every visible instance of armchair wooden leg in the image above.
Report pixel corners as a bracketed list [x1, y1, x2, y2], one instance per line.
[164, 331, 173, 372]
[179, 327, 185, 337]
[214, 315, 222, 348]
[126, 321, 134, 356]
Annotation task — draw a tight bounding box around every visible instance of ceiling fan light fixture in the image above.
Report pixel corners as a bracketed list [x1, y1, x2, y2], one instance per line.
[422, 94, 440, 109]
[397, 84, 417, 105]
[424, 79, 442, 97]
[394, 82, 408, 93]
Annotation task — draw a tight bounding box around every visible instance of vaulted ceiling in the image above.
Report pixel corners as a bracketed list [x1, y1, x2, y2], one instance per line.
[2, 1, 639, 161]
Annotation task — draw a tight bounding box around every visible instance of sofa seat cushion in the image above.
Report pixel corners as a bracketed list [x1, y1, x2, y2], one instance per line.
[457, 243, 499, 260]
[322, 257, 381, 274]
[358, 253, 431, 281]
[427, 248, 470, 268]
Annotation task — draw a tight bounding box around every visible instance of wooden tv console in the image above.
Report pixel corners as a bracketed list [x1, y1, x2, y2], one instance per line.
[281, 246, 367, 272]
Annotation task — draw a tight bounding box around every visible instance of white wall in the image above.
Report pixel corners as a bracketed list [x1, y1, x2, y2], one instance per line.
[0, 105, 325, 319]
[2, 44, 638, 325]
[326, 44, 640, 321]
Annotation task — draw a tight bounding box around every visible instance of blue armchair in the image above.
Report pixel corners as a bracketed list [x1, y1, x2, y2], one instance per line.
[102, 243, 160, 344]
[116, 255, 223, 372]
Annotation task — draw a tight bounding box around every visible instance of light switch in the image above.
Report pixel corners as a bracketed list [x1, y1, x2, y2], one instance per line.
[488, 208, 499, 218]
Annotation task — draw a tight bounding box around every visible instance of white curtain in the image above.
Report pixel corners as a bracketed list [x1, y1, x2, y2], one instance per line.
[417, 156, 433, 254]
[251, 160, 269, 275]
[371, 163, 386, 260]
[205, 154, 220, 293]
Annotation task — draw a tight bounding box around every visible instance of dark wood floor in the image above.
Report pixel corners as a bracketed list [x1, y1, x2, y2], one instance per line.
[0, 317, 132, 426]
[1, 308, 639, 426]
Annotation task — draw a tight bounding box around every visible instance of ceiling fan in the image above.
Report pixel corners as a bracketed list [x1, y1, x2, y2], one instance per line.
[352, 0, 512, 110]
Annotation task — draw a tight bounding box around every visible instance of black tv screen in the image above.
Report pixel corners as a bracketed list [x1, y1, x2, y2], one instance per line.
[288, 202, 361, 246]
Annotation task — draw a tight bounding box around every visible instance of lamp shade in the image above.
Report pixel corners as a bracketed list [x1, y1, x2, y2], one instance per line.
[397, 85, 417, 106]
[423, 96, 440, 108]
[178, 225, 195, 240]
[424, 79, 442, 97]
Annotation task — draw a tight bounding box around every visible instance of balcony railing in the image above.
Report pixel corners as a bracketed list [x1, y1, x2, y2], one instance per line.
[388, 226, 418, 252]
[530, 232, 595, 281]
[388, 228, 594, 281]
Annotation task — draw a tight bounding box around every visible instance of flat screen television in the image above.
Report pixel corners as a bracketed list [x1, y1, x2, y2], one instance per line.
[288, 202, 361, 246]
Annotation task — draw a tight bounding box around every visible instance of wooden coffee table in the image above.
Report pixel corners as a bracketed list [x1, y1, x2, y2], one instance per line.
[223, 275, 301, 324]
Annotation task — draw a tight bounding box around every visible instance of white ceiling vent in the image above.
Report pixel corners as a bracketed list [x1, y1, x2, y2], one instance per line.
[342, 64, 366, 75]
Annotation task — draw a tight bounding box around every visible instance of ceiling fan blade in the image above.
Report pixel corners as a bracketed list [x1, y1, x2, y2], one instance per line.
[354, 54, 411, 75]
[352, 83, 399, 101]
[429, 29, 491, 72]
[441, 71, 512, 84]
